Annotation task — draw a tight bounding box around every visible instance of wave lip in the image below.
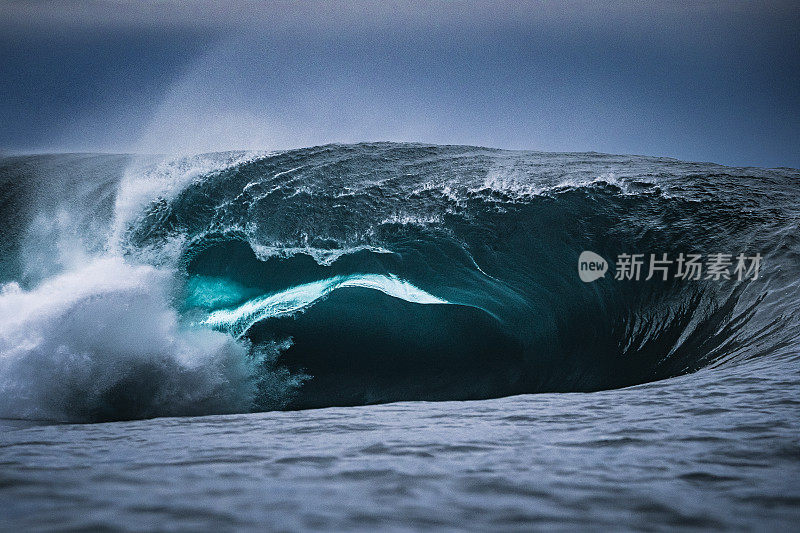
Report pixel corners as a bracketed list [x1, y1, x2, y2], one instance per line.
[201, 274, 450, 337]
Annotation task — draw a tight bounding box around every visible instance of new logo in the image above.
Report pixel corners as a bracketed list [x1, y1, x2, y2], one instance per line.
[578, 251, 608, 282]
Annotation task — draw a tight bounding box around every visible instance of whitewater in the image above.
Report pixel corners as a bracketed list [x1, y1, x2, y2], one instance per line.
[0, 143, 798, 529]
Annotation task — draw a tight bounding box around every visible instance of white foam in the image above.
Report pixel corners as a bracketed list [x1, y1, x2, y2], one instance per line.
[202, 274, 450, 337]
[0, 257, 261, 422]
[250, 243, 395, 266]
[380, 213, 442, 226]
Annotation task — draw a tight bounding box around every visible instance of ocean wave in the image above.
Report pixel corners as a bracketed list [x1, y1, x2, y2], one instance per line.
[0, 143, 798, 420]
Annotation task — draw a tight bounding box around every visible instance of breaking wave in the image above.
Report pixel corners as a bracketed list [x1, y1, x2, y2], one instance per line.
[0, 143, 797, 421]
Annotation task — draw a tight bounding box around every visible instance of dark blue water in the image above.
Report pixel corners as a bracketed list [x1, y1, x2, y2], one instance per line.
[2, 356, 799, 530]
[0, 144, 798, 529]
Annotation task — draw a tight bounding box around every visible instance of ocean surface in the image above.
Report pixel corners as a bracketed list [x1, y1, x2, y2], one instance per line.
[0, 143, 798, 530]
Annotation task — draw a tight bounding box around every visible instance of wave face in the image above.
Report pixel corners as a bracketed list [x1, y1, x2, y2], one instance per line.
[0, 144, 798, 420]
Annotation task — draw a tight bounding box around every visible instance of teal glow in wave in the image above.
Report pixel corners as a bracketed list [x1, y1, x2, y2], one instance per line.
[201, 274, 450, 337]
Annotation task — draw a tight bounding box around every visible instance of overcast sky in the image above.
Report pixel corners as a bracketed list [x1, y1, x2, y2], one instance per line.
[1, 1, 798, 167]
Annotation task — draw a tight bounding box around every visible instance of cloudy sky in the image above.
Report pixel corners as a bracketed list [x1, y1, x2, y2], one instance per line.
[1, 1, 798, 167]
